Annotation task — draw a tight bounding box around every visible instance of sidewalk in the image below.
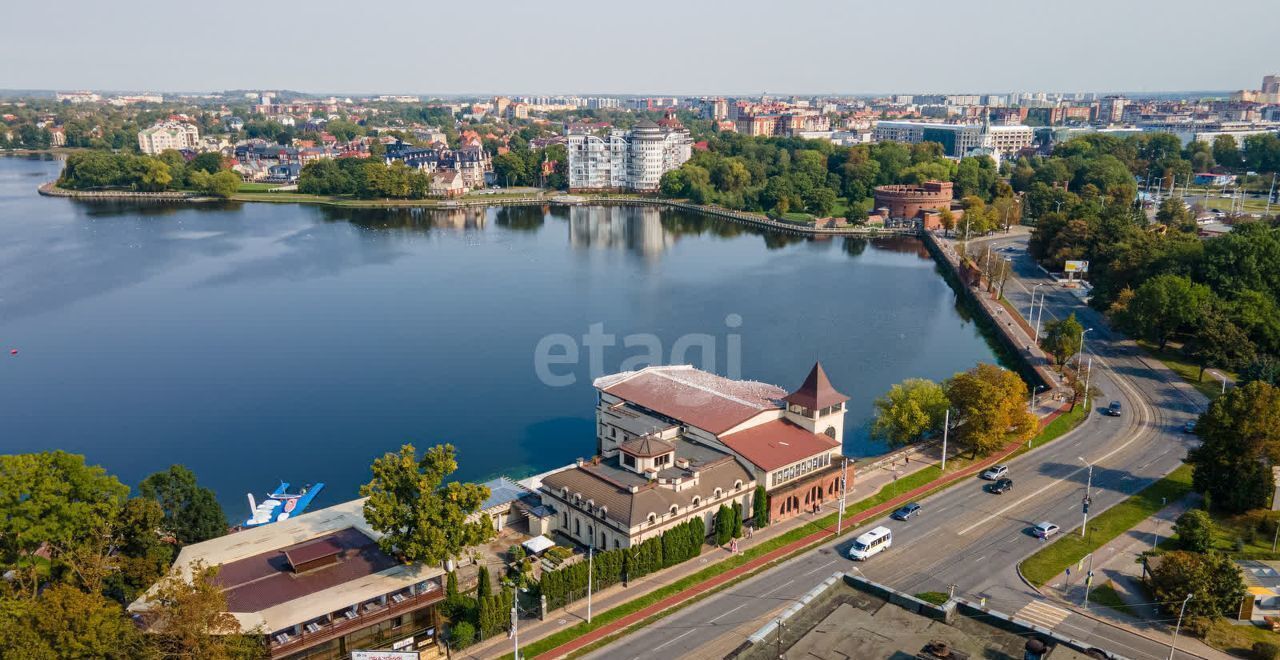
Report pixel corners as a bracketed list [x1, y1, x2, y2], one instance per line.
[1039, 495, 1231, 660]
[459, 442, 946, 659]
[527, 407, 1071, 659]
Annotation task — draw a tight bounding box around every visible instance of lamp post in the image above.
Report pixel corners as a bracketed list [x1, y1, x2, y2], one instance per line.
[1029, 283, 1045, 319]
[1033, 289, 1048, 343]
[1169, 593, 1194, 660]
[1209, 370, 1228, 395]
[1079, 456, 1093, 538]
[1078, 327, 1094, 368]
[1030, 385, 1046, 411]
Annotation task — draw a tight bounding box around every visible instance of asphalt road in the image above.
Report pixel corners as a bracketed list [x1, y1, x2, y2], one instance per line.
[583, 231, 1211, 660]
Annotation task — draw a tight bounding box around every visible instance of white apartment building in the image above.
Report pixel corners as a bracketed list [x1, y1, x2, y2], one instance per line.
[567, 118, 691, 192]
[137, 121, 201, 154]
[873, 119, 1033, 158]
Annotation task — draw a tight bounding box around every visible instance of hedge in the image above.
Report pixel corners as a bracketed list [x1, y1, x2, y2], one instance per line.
[541, 518, 706, 610]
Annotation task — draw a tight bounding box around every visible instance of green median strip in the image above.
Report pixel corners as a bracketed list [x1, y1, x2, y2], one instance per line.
[1020, 463, 1194, 586]
[504, 405, 1091, 659]
[1086, 581, 1137, 618]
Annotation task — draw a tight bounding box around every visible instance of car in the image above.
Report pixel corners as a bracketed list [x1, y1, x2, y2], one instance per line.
[980, 465, 1008, 480]
[987, 478, 1013, 494]
[1183, 420, 1197, 434]
[848, 526, 893, 560]
[891, 503, 921, 520]
[1032, 522, 1060, 539]
[1102, 400, 1122, 416]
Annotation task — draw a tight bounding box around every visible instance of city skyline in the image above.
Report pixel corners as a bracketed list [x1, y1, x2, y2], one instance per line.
[4, 0, 1276, 95]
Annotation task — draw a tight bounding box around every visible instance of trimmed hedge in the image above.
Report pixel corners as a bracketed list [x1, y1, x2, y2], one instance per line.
[541, 518, 705, 610]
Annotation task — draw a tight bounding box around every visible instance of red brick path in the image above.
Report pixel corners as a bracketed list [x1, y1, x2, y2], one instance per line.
[536, 405, 1072, 658]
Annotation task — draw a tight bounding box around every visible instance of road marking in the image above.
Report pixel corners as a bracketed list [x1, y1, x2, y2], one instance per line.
[755, 580, 794, 599]
[1015, 600, 1070, 629]
[651, 628, 696, 652]
[801, 559, 838, 578]
[707, 601, 750, 624]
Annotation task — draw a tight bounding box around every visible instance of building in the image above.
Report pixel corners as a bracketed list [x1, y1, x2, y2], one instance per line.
[428, 170, 465, 198]
[128, 499, 446, 660]
[137, 121, 200, 154]
[384, 141, 492, 192]
[589, 363, 848, 524]
[873, 180, 961, 229]
[872, 119, 1032, 158]
[566, 115, 691, 192]
[55, 90, 100, 104]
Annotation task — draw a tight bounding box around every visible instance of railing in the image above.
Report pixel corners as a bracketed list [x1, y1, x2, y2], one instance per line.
[268, 586, 444, 657]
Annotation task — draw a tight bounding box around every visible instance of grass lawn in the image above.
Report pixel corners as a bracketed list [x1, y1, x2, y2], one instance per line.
[1087, 581, 1136, 617]
[1020, 464, 1194, 586]
[780, 212, 815, 224]
[1201, 616, 1280, 658]
[916, 591, 949, 606]
[1135, 340, 1233, 400]
[236, 182, 284, 193]
[500, 404, 1092, 659]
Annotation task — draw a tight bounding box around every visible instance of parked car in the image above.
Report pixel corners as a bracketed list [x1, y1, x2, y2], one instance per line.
[891, 502, 921, 521]
[987, 478, 1013, 494]
[981, 465, 1009, 480]
[1032, 522, 1060, 539]
[1103, 401, 1122, 417]
[1183, 420, 1197, 434]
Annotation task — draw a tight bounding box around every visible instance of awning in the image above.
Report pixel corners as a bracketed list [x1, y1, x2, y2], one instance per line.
[522, 535, 556, 555]
[1250, 587, 1275, 597]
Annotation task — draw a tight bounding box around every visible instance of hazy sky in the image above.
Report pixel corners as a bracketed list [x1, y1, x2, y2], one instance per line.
[5, 0, 1276, 95]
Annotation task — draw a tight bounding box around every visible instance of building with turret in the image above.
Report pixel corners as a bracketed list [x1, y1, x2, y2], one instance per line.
[566, 113, 691, 192]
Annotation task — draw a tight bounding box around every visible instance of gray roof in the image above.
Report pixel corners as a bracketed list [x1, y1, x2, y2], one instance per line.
[480, 477, 532, 511]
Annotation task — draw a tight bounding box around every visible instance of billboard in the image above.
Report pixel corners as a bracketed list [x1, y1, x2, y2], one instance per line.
[1064, 260, 1089, 273]
[352, 652, 418, 660]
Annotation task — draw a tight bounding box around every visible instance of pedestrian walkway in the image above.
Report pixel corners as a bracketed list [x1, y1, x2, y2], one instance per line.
[1035, 494, 1230, 660]
[1017, 600, 1072, 629]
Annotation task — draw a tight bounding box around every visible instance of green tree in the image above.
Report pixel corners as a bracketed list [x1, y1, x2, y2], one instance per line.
[104, 498, 176, 606]
[1041, 313, 1085, 368]
[715, 505, 733, 546]
[1241, 355, 1280, 387]
[1188, 382, 1280, 513]
[870, 378, 949, 447]
[943, 364, 1038, 456]
[1213, 135, 1242, 169]
[1173, 509, 1215, 553]
[144, 560, 264, 659]
[1119, 274, 1211, 350]
[0, 584, 149, 660]
[1183, 310, 1254, 381]
[1155, 197, 1193, 229]
[188, 152, 225, 175]
[189, 170, 241, 199]
[753, 485, 769, 528]
[1147, 550, 1246, 619]
[731, 501, 743, 539]
[135, 157, 173, 192]
[476, 564, 491, 599]
[139, 465, 226, 546]
[0, 451, 129, 598]
[450, 620, 476, 649]
[360, 444, 495, 564]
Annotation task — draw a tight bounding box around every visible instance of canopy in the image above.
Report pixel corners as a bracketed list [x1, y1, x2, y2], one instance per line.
[522, 535, 555, 555]
[1250, 586, 1276, 597]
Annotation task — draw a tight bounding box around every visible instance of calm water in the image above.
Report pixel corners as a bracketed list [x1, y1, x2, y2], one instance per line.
[0, 155, 999, 518]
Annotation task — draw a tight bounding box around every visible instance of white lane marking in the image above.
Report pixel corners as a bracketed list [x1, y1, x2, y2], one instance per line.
[651, 628, 697, 652]
[707, 601, 750, 624]
[801, 559, 838, 578]
[755, 580, 794, 599]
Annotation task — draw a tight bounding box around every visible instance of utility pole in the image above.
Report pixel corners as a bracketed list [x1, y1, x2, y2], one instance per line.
[1169, 594, 1193, 660]
[941, 409, 950, 472]
[776, 617, 785, 660]
[1081, 552, 1095, 607]
[836, 457, 848, 534]
[511, 603, 520, 660]
[1080, 457, 1094, 538]
[1083, 357, 1093, 410]
[587, 545, 593, 623]
[1268, 173, 1277, 217]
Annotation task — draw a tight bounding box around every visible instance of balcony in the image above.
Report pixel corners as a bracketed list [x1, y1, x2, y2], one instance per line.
[268, 583, 444, 658]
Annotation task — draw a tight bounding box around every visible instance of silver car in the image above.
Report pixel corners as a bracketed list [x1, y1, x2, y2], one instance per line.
[981, 465, 1008, 480]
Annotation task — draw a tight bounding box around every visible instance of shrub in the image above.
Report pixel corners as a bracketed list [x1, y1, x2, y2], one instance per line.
[1174, 509, 1215, 553]
[449, 621, 475, 649]
[1254, 641, 1280, 660]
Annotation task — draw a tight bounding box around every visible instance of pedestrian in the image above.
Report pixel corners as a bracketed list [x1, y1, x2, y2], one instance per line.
[905, 455, 909, 465]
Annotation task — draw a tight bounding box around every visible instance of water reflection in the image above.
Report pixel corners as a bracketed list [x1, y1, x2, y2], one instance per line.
[567, 206, 674, 258]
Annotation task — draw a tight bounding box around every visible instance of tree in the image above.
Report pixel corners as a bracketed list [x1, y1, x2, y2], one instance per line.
[360, 444, 495, 565]
[445, 570, 459, 598]
[476, 565, 491, 600]
[0, 451, 129, 597]
[0, 584, 149, 659]
[189, 169, 241, 199]
[1119, 274, 1211, 350]
[1173, 509, 1215, 553]
[136, 157, 173, 192]
[1213, 135, 1242, 169]
[1241, 355, 1280, 387]
[753, 485, 769, 528]
[450, 620, 476, 649]
[943, 364, 1038, 456]
[731, 501, 743, 539]
[1182, 310, 1254, 382]
[1041, 313, 1085, 368]
[715, 505, 733, 546]
[870, 378, 949, 447]
[104, 498, 176, 606]
[1188, 382, 1280, 513]
[1147, 550, 1246, 619]
[139, 465, 227, 546]
[144, 560, 264, 659]
[1155, 197, 1194, 229]
[937, 207, 956, 236]
[188, 152, 225, 175]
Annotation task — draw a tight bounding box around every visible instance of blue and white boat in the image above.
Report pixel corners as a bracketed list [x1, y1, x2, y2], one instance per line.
[244, 481, 324, 527]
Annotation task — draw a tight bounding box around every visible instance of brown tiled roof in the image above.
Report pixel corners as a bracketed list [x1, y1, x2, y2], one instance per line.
[720, 419, 839, 471]
[541, 444, 752, 528]
[595, 366, 785, 435]
[783, 362, 849, 411]
[619, 435, 675, 458]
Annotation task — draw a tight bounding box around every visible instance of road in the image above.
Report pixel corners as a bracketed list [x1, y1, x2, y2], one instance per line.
[583, 231, 1212, 660]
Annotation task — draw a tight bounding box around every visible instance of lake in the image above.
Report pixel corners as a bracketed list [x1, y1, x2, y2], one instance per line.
[0, 155, 999, 519]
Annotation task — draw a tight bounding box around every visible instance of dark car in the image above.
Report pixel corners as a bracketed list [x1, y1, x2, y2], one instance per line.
[1103, 400, 1122, 417]
[891, 502, 921, 521]
[987, 478, 1013, 494]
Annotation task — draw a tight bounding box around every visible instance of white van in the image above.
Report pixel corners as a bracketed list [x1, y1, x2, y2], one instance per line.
[848, 526, 892, 561]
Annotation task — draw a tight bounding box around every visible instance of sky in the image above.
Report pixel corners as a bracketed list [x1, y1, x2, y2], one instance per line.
[5, 0, 1277, 96]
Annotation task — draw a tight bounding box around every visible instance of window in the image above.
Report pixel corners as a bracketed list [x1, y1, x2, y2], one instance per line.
[599, 506, 607, 518]
[669, 505, 678, 516]
[713, 488, 722, 499]
[647, 513, 656, 525]
[691, 496, 701, 507]
[575, 518, 581, 535]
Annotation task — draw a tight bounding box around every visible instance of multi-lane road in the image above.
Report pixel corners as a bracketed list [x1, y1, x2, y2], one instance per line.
[584, 231, 1212, 660]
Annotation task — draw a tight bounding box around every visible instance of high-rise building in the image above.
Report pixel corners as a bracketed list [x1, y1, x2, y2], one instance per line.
[1262, 74, 1280, 95]
[136, 121, 200, 154]
[567, 116, 691, 192]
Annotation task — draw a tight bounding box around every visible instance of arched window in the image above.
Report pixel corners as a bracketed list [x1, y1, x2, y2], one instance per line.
[734, 480, 743, 491]
[824, 426, 837, 439]
[669, 505, 678, 516]
[713, 488, 722, 499]
[647, 513, 657, 525]
[691, 496, 701, 507]
[599, 505, 607, 519]
[575, 518, 581, 535]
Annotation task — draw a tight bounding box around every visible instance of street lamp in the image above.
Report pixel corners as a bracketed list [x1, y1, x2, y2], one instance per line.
[1030, 385, 1046, 411]
[1078, 328, 1094, 367]
[1169, 593, 1194, 660]
[1208, 370, 1229, 395]
[1029, 283, 1046, 319]
[1078, 456, 1093, 538]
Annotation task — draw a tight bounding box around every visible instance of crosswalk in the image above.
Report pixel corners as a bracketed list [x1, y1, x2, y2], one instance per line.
[1015, 600, 1071, 630]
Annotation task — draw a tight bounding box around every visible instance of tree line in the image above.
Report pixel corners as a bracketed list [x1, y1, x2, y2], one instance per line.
[59, 150, 240, 198]
[0, 451, 262, 658]
[298, 158, 433, 199]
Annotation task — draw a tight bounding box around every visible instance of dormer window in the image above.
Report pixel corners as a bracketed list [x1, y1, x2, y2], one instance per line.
[647, 513, 657, 525]
[713, 488, 723, 499]
[669, 505, 678, 516]
[691, 496, 701, 507]
[599, 506, 607, 519]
